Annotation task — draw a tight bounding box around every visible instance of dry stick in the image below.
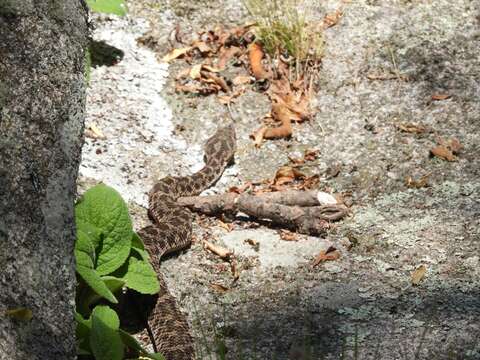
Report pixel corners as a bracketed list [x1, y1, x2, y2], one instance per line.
[178, 191, 349, 236]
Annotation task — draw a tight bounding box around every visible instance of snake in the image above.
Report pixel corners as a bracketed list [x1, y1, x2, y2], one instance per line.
[135, 124, 236, 360]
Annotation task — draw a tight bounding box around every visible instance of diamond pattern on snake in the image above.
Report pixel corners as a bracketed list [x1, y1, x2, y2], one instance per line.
[135, 124, 236, 360]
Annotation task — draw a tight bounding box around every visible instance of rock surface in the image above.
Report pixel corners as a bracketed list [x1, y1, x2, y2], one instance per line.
[80, 1, 480, 358]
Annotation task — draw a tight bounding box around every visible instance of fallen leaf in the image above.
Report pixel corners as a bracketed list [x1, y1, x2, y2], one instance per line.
[411, 265, 426, 285]
[405, 175, 429, 188]
[201, 71, 230, 92]
[244, 238, 260, 251]
[217, 219, 234, 232]
[312, 246, 340, 266]
[203, 240, 232, 259]
[431, 94, 450, 101]
[430, 145, 456, 161]
[304, 149, 320, 161]
[232, 75, 253, 86]
[231, 258, 240, 281]
[218, 88, 245, 105]
[273, 166, 306, 185]
[248, 42, 270, 80]
[162, 46, 192, 62]
[322, 9, 343, 29]
[288, 156, 305, 165]
[192, 41, 212, 54]
[217, 46, 242, 69]
[405, 173, 430, 188]
[228, 181, 253, 194]
[210, 283, 230, 293]
[279, 229, 298, 241]
[447, 138, 462, 154]
[5, 308, 33, 321]
[396, 123, 426, 134]
[189, 64, 203, 80]
[85, 123, 106, 140]
[202, 65, 221, 73]
[250, 126, 268, 147]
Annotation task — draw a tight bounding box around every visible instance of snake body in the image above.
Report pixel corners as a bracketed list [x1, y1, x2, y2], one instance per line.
[136, 124, 236, 360]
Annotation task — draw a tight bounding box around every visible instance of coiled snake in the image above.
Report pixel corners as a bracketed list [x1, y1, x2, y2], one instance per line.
[136, 124, 236, 359]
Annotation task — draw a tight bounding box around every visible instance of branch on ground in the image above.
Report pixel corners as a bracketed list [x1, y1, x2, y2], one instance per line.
[178, 190, 349, 236]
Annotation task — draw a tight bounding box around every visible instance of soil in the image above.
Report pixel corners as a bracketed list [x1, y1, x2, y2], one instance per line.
[79, 0, 480, 359]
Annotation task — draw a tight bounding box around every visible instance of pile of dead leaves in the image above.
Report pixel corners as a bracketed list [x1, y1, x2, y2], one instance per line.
[150, 14, 341, 146]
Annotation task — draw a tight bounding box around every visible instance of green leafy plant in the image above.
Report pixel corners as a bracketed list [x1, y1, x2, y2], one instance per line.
[75, 184, 164, 360]
[86, 0, 127, 16]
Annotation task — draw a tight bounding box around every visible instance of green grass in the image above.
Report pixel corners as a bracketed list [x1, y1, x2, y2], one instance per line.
[243, 0, 324, 63]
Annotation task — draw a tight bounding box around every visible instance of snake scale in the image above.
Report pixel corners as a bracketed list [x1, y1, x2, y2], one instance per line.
[136, 124, 236, 360]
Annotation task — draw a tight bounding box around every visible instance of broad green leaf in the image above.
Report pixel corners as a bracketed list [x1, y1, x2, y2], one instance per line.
[120, 329, 168, 360]
[90, 306, 124, 360]
[145, 353, 167, 360]
[77, 221, 102, 250]
[122, 257, 159, 295]
[86, 0, 127, 16]
[131, 232, 150, 262]
[119, 329, 144, 353]
[75, 228, 96, 266]
[75, 184, 132, 275]
[75, 311, 92, 355]
[131, 232, 145, 250]
[101, 276, 125, 294]
[77, 262, 118, 304]
[83, 276, 125, 306]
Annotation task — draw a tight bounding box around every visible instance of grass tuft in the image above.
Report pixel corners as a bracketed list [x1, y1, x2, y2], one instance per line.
[243, 0, 324, 63]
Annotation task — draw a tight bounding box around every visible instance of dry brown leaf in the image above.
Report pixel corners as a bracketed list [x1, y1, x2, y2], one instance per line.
[288, 156, 305, 165]
[217, 219, 234, 232]
[405, 174, 430, 188]
[192, 41, 212, 54]
[85, 123, 107, 140]
[189, 64, 203, 80]
[322, 9, 343, 29]
[244, 238, 260, 251]
[430, 145, 456, 161]
[218, 88, 245, 105]
[162, 46, 192, 62]
[273, 166, 306, 185]
[248, 42, 270, 80]
[447, 138, 462, 154]
[312, 246, 340, 267]
[230, 258, 240, 281]
[250, 126, 268, 147]
[201, 71, 230, 92]
[304, 149, 320, 161]
[175, 67, 191, 79]
[210, 283, 230, 293]
[232, 75, 252, 86]
[203, 240, 232, 259]
[431, 94, 450, 101]
[217, 46, 242, 69]
[228, 181, 253, 194]
[279, 229, 298, 242]
[202, 65, 221, 73]
[411, 265, 427, 285]
[176, 81, 221, 94]
[396, 123, 427, 134]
